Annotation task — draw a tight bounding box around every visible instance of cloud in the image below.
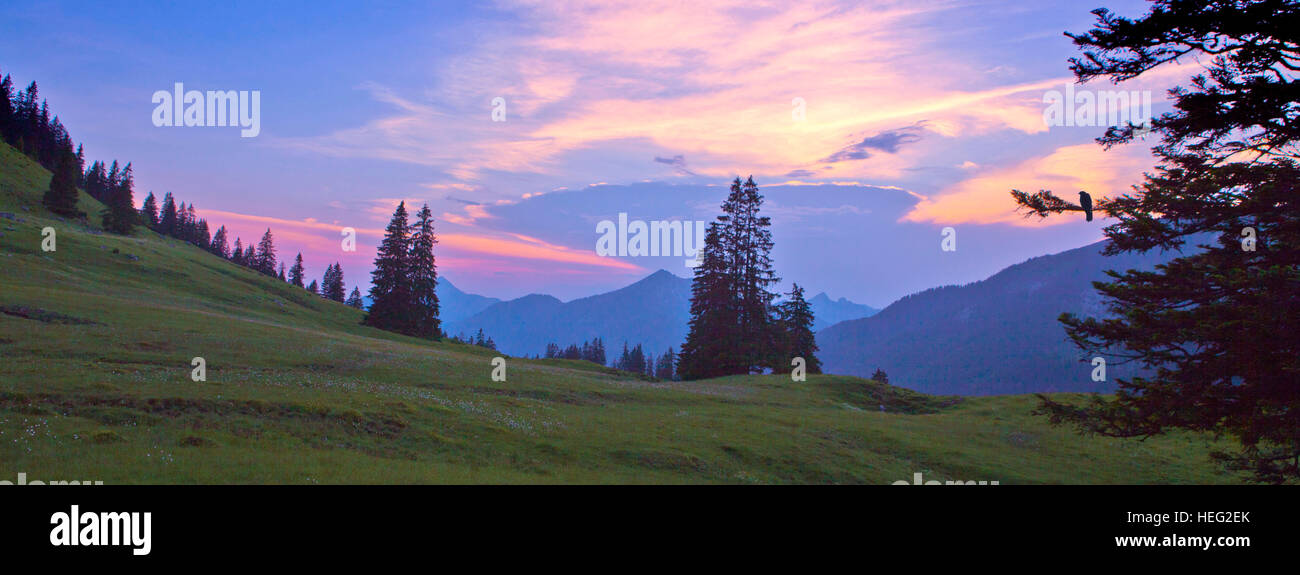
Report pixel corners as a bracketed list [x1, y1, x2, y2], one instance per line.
[199, 206, 638, 273]
[902, 142, 1154, 226]
[271, 0, 1107, 193]
[822, 124, 926, 163]
[653, 154, 697, 177]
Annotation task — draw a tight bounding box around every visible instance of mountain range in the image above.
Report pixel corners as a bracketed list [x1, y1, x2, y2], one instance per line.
[816, 238, 1201, 396]
[413, 238, 1195, 396]
[443, 270, 878, 360]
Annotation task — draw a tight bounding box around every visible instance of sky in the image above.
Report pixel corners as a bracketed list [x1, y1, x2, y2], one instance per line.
[0, 0, 1202, 307]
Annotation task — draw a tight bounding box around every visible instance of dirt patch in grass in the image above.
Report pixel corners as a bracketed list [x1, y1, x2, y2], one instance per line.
[0, 304, 101, 325]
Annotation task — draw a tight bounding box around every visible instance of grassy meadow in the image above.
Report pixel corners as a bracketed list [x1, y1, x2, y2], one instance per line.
[0, 142, 1248, 484]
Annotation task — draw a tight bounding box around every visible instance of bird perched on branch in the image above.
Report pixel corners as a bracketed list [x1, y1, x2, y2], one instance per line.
[1009, 189, 1101, 222]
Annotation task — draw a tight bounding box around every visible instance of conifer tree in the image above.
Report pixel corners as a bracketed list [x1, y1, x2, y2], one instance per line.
[364, 202, 414, 333]
[1012, 0, 1300, 482]
[158, 192, 178, 236]
[323, 262, 346, 302]
[678, 222, 738, 379]
[210, 225, 229, 258]
[140, 192, 159, 229]
[346, 287, 365, 309]
[100, 162, 135, 234]
[773, 283, 820, 374]
[42, 150, 81, 217]
[409, 204, 441, 338]
[255, 228, 277, 276]
[678, 177, 779, 379]
[289, 253, 305, 287]
[231, 238, 244, 265]
[307, 280, 319, 295]
[0, 72, 13, 144]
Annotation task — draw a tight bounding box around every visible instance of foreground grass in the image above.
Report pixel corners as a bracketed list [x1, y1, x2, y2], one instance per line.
[0, 142, 1247, 484]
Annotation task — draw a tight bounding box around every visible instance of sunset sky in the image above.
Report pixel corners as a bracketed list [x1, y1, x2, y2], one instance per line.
[0, 0, 1198, 305]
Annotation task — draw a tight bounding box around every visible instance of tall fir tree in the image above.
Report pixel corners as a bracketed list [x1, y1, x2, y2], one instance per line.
[365, 202, 414, 333]
[289, 253, 305, 287]
[409, 204, 441, 338]
[678, 177, 779, 380]
[323, 262, 346, 302]
[0, 72, 13, 145]
[41, 150, 81, 217]
[1011, 0, 1300, 482]
[773, 283, 820, 375]
[231, 238, 244, 265]
[677, 221, 740, 380]
[158, 192, 178, 236]
[255, 228, 277, 276]
[140, 192, 159, 230]
[210, 225, 230, 259]
[100, 162, 135, 234]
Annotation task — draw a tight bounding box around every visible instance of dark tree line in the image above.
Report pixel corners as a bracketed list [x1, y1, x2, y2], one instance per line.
[449, 329, 497, 350]
[365, 202, 441, 338]
[677, 177, 819, 380]
[544, 338, 607, 365]
[541, 338, 676, 380]
[4, 68, 370, 319]
[1013, 0, 1300, 482]
[1, 67, 137, 230]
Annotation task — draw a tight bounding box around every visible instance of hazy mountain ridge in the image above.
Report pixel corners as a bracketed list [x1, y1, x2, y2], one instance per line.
[809, 292, 879, 331]
[817, 239, 1202, 396]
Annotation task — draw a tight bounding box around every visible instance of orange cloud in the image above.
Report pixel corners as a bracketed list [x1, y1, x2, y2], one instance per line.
[902, 143, 1154, 226]
[199, 207, 638, 271]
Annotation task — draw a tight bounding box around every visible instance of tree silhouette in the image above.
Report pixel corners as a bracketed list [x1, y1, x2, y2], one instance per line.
[1012, 0, 1300, 482]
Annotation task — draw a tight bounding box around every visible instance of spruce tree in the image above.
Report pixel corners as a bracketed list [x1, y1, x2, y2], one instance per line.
[100, 162, 135, 234]
[0, 72, 13, 144]
[324, 262, 346, 302]
[774, 283, 820, 375]
[289, 253, 305, 287]
[678, 222, 739, 379]
[210, 226, 229, 258]
[678, 177, 779, 380]
[231, 238, 244, 265]
[307, 280, 319, 295]
[409, 204, 441, 338]
[255, 228, 277, 276]
[346, 287, 365, 309]
[42, 150, 81, 217]
[140, 192, 159, 230]
[195, 219, 210, 247]
[730, 176, 779, 373]
[1012, 0, 1300, 482]
[158, 192, 178, 236]
[365, 202, 414, 333]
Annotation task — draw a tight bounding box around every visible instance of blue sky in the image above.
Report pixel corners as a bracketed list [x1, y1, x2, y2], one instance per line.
[1, 0, 1195, 306]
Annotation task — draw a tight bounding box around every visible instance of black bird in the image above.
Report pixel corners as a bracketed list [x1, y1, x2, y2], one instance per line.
[1079, 191, 1093, 222]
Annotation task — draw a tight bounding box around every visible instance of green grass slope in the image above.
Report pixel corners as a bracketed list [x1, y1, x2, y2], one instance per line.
[0, 142, 1248, 484]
